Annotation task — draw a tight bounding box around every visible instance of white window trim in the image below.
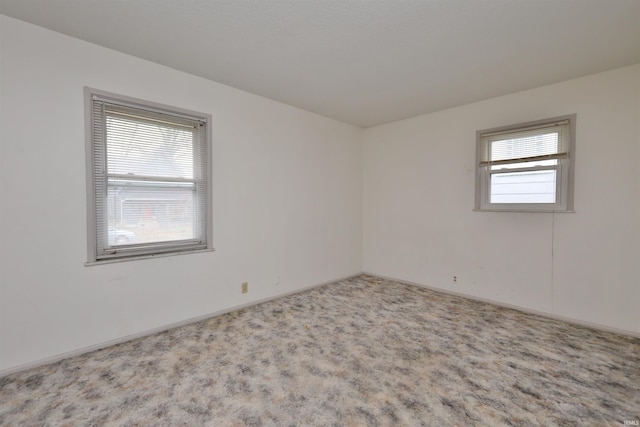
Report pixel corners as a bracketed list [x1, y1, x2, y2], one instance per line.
[474, 114, 576, 213]
[84, 87, 214, 264]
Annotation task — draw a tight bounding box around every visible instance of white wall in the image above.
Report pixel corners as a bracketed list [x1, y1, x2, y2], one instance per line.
[1, 15, 638, 375]
[0, 16, 363, 372]
[364, 64, 640, 334]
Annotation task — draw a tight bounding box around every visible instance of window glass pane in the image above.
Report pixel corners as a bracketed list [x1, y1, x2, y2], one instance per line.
[106, 114, 194, 179]
[106, 184, 196, 246]
[490, 132, 559, 162]
[490, 170, 556, 204]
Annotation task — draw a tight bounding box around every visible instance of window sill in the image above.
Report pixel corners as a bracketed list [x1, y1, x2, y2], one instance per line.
[473, 209, 575, 213]
[85, 247, 215, 266]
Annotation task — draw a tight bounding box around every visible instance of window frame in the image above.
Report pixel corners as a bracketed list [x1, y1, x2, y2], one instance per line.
[474, 114, 576, 213]
[84, 87, 214, 264]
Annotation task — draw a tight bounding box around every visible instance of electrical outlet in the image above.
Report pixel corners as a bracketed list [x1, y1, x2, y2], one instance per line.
[241, 282, 248, 294]
[453, 276, 458, 284]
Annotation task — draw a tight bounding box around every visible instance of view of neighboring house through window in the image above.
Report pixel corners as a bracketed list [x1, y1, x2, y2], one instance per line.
[86, 88, 212, 262]
[475, 115, 576, 212]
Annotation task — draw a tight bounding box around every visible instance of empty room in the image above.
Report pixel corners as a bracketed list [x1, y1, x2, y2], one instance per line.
[0, 0, 638, 425]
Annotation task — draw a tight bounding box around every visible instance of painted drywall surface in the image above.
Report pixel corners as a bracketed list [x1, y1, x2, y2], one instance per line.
[363, 64, 640, 334]
[0, 16, 363, 371]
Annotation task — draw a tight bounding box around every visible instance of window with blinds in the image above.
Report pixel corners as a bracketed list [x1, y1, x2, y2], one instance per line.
[85, 88, 212, 262]
[475, 115, 576, 212]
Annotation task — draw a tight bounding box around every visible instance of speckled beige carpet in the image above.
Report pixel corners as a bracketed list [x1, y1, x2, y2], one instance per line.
[1, 275, 638, 426]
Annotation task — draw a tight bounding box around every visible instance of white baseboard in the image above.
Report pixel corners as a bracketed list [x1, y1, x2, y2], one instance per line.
[0, 273, 361, 378]
[362, 271, 640, 339]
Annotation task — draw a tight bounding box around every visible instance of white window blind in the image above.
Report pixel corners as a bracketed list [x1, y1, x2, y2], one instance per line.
[479, 121, 569, 166]
[87, 89, 211, 261]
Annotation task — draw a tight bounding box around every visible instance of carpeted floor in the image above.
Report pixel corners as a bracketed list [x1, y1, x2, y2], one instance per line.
[1, 275, 638, 426]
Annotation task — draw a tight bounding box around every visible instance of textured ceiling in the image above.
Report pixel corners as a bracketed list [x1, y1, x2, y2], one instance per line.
[1, 0, 639, 127]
